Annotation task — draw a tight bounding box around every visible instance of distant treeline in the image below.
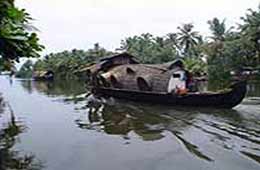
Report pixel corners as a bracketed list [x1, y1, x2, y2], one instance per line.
[16, 5, 260, 81]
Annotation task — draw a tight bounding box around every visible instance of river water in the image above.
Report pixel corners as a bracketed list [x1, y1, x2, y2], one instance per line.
[0, 76, 259, 170]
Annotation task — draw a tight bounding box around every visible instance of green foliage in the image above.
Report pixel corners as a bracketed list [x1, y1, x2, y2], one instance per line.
[183, 57, 207, 75]
[204, 41, 232, 84]
[177, 23, 203, 57]
[207, 18, 234, 41]
[203, 6, 260, 86]
[0, 57, 15, 71]
[0, 0, 44, 70]
[33, 44, 113, 79]
[119, 33, 178, 64]
[119, 24, 204, 65]
[239, 5, 260, 65]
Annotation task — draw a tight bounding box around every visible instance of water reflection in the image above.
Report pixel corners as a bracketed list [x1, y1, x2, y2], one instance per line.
[77, 103, 170, 141]
[75, 101, 213, 161]
[247, 81, 260, 97]
[20, 79, 86, 97]
[76, 97, 260, 163]
[0, 98, 43, 170]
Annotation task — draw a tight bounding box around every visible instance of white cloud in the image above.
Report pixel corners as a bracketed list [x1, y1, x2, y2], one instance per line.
[16, 0, 260, 54]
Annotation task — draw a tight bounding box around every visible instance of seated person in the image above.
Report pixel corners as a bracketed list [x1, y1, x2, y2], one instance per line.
[167, 70, 198, 94]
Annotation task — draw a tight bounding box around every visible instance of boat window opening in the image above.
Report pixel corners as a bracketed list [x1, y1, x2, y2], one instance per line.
[86, 69, 91, 76]
[126, 67, 135, 75]
[137, 77, 152, 91]
[110, 75, 122, 88]
[173, 73, 181, 78]
[100, 75, 110, 87]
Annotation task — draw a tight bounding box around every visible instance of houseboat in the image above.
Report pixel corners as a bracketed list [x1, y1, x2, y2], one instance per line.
[85, 53, 247, 108]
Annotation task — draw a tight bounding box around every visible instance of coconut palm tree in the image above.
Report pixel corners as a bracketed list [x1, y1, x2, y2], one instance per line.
[208, 18, 234, 41]
[177, 23, 202, 57]
[166, 33, 180, 51]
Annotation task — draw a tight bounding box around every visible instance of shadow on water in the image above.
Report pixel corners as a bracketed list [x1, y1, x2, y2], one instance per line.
[0, 97, 44, 170]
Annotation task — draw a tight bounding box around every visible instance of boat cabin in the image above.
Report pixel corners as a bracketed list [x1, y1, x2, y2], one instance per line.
[92, 57, 194, 94]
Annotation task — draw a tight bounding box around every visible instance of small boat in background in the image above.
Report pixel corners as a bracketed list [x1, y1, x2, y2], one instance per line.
[85, 53, 247, 108]
[33, 70, 54, 81]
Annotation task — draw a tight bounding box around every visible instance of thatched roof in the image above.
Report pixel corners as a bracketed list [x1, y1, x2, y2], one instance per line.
[83, 52, 140, 74]
[154, 59, 184, 70]
[100, 52, 139, 63]
[85, 52, 187, 92]
[99, 64, 183, 92]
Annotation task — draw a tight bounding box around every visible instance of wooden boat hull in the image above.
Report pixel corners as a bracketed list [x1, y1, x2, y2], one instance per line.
[92, 81, 247, 108]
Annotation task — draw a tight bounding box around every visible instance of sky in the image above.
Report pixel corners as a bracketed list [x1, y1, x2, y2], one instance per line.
[16, 0, 260, 55]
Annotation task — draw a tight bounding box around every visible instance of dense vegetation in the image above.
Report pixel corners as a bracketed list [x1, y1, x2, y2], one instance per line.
[16, 5, 260, 82]
[32, 43, 113, 79]
[0, 0, 43, 72]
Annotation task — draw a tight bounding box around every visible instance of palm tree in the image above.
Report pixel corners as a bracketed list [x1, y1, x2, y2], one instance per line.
[177, 23, 202, 56]
[208, 18, 234, 41]
[166, 33, 180, 50]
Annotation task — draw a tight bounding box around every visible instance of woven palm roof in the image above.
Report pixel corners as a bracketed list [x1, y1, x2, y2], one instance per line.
[99, 52, 139, 63]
